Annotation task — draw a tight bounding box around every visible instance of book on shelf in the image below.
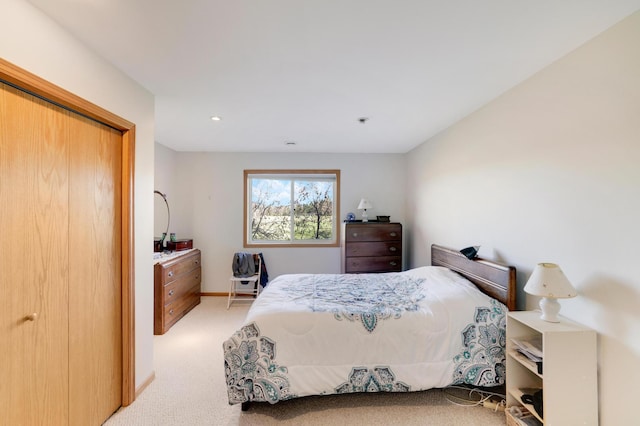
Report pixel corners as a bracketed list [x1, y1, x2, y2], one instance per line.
[511, 336, 543, 374]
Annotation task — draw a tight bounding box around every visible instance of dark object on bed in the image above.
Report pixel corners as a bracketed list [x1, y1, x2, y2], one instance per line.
[460, 245, 479, 259]
[432, 244, 516, 311]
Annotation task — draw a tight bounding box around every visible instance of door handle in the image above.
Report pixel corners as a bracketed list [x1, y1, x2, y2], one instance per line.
[25, 312, 38, 321]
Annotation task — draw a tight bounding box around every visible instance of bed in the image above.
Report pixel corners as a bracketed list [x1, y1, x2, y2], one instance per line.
[223, 244, 516, 410]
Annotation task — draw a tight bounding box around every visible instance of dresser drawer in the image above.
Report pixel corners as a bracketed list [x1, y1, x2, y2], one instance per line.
[345, 241, 401, 257]
[163, 267, 201, 302]
[161, 251, 201, 282]
[344, 256, 402, 273]
[163, 281, 201, 328]
[345, 224, 401, 242]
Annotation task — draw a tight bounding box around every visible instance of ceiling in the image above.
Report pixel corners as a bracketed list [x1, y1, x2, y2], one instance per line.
[27, 1, 640, 153]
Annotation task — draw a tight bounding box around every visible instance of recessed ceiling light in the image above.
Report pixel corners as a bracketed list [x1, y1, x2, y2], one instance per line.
[210, 116, 221, 121]
[284, 141, 297, 146]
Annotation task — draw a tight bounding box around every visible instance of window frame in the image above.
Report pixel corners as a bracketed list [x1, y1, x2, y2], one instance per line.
[243, 169, 341, 248]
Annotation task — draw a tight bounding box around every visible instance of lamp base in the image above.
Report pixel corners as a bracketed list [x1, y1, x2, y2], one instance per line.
[539, 297, 561, 322]
[362, 210, 368, 222]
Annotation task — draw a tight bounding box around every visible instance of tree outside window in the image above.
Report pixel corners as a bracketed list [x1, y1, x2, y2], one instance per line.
[244, 170, 340, 247]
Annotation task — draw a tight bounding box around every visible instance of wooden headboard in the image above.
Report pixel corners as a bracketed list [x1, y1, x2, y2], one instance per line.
[431, 244, 516, 311]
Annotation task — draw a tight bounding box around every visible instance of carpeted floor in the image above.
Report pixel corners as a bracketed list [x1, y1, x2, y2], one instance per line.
[104, 297, 506, 425]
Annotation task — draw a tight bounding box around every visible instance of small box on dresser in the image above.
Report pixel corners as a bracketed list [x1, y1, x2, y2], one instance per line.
[341, 222, 402, 273]
[154, 249, 201, 335]
[166, 238, 193, 251]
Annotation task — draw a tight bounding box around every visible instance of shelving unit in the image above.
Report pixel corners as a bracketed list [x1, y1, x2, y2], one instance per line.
[506, 311, 598, 425]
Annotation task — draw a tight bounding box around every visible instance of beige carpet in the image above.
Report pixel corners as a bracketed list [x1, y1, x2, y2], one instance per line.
[105, 297, 506, 425]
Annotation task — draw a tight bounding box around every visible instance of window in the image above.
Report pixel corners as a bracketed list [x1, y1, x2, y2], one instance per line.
[244, 170, 340, 247]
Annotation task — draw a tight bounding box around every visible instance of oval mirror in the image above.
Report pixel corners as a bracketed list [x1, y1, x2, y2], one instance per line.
[154, 190, 170, 251]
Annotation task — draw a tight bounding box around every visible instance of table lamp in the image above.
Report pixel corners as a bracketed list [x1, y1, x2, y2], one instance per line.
[357, 198, 373, 222]
[524, 263, 577, 322]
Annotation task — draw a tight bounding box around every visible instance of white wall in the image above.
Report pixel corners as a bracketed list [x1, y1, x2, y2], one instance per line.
[154, 143, 180, 240]
[155, 150, 406, 292]
[2, 0, 156, 390]
[406, 11, 640, 425]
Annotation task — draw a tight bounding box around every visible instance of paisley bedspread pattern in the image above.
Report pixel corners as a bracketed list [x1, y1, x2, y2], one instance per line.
[335, 366, 410, 394]
[223, 323, 295, 405]
[277, 274, 426, 332]
[223, 267, 510, 406]
[452, 298, 507, 386]
[224, 319, 413, 404]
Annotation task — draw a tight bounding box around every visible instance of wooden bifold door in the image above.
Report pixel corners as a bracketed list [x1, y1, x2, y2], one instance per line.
[0, 78, 125, 425]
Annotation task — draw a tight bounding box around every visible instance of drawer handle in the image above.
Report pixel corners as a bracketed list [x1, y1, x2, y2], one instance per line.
[389, 261, 397, 266]
[352, 232, 358, 237]
[196, 275, 200, 280]
[389, 247, 397, 252]
[168, 290, 175, 296]
[168, 271, 174, 277]
[169, 309, 174, 316]
[195, 260, 199, 264]
[389, 232, 397, 237]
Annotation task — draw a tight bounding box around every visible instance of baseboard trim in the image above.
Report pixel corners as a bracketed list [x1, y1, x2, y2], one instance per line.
[135, 371, 155, 399]
[200, 292, 228, 297]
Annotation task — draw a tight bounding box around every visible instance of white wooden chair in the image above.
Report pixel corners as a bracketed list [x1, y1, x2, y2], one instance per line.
[227, 254, 262, 309]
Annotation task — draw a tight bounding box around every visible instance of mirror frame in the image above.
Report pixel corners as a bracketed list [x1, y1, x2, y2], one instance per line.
[154, 190, 170, 249]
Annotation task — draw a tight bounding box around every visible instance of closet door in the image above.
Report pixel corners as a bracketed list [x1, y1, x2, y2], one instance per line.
[0, 80, 123, 425]
[68, 113, 122, 424]
[0, 82, 71, 425]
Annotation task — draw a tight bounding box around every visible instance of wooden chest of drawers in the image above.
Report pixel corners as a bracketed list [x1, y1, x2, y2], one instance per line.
[154, 249, 201, 335]
[341, 223, 402, 273]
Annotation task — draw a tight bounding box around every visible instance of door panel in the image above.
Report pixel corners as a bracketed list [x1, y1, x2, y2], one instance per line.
[69, 115, 122, 424]
[0, 82, 70, 425]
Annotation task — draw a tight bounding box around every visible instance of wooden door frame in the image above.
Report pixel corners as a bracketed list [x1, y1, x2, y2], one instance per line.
[0, 59, 136, 406]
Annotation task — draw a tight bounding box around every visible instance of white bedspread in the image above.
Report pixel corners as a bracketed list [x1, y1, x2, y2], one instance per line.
[223, 266, 507, 405]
